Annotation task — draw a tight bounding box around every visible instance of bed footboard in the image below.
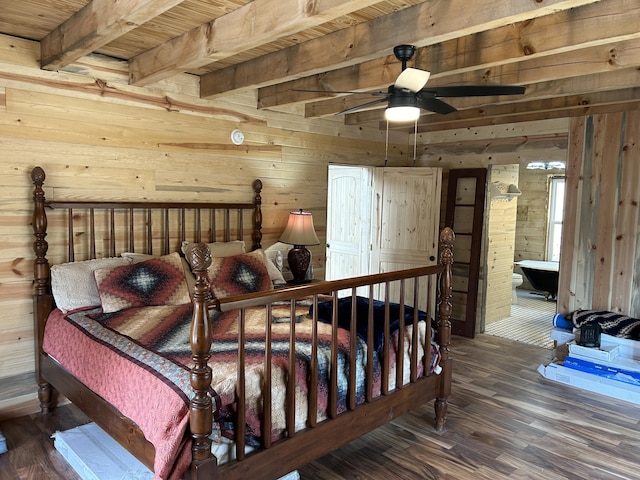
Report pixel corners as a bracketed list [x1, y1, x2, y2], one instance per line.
[187, 227, 454, 479]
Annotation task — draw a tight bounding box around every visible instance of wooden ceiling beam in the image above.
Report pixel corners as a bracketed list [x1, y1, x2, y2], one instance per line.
[420, 134, 569, 156]
[40, 0, 185, 71]
[128, 0, 381, 86]
[201, 0, 601, 99]
[263, 0, 637, 110]
[416, 100, 640, 132]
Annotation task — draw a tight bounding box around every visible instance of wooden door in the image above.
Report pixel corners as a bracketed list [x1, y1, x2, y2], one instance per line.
[326, 165, 374, 281]
[444, 168, 487, 338]
[371, 167, 442, 310]
[371, 167, 442, 272]
[326, 165, 442, 306]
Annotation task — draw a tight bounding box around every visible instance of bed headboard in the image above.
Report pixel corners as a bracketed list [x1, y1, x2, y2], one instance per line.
[30, 165, 263, 369]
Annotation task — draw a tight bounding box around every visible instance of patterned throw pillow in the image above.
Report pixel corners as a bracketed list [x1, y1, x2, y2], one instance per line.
[209, 250, 273, 299]
[94, 252, 191, 313]
[121, 252, 196, 298]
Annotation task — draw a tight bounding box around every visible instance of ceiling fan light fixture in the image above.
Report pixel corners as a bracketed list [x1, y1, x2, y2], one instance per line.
[385, 105, 420, 122]
[385, 90, 420, 122]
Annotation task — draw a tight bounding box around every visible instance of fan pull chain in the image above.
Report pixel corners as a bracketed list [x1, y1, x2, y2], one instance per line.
[413, 119, 418, 166]
[384, 120, 389, 167]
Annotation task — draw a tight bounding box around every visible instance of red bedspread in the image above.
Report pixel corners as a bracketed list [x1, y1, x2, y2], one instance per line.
[44, 306, 194, 479]
[43, 299, 436, 479]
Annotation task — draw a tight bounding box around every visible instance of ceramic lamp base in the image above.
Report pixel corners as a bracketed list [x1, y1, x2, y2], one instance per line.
[287, 245, 311, 283]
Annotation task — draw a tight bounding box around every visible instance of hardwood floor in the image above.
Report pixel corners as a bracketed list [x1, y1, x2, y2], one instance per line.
[1, 334, 639, 479]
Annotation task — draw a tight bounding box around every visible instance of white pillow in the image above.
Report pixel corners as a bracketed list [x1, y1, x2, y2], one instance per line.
[50, 257, 132, 313]
[256, 249, 286, 285]
[181, 240, 245, 260]
[264, 242, 292, 283]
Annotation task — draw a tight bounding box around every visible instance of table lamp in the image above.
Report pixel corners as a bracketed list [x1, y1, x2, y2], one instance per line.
[279, 209, 320, 283]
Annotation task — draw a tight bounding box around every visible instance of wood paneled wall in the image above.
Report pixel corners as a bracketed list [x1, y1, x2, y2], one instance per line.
[484, 165, 519, 324]
[559, 111, 640, 315]
[0, 34, 414, 415]
[418, 111, 640, 326]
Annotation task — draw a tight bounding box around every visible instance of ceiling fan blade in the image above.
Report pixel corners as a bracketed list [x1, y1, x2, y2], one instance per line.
[417, 96, 458, 115]
[336, 97, 388, 115]
[293, 88, 387, 96]
[394, 67, 430, 93]
[423, 85, 526, 97]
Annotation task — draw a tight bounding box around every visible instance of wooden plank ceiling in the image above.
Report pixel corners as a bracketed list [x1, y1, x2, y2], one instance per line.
[1, 0, 638, 132]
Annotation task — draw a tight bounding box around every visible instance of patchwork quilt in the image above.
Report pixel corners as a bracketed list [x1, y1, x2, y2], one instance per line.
[42, 297, 437, 479]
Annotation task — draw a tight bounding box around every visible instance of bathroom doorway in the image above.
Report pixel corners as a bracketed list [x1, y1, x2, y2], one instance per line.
[482, 163, 565, 349]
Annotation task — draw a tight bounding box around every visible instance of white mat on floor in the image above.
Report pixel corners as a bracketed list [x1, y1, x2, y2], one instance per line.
[54, 422, 300, 480]
[53, 422, 152, 480]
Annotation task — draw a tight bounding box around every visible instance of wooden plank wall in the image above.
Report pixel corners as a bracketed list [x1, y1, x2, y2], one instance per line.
[559, 111, 640, 315]
[483, 165, 520, 324]
[0, 34, 414, 415]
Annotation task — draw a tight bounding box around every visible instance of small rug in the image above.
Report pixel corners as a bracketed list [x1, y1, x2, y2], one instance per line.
[54, 422, 300, 480]
[53, 423, 152, 480]
[484, 290, 556, 349]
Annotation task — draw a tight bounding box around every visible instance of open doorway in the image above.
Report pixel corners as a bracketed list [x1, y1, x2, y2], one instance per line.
[483, 162, 565, 349]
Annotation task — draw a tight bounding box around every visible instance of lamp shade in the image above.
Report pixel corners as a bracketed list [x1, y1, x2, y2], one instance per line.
[279, 210, 320, 246]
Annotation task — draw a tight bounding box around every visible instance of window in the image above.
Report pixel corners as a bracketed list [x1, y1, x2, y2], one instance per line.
[546, 176, 565, 262]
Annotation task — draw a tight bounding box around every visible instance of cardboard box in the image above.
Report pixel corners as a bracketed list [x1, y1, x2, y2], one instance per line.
[538, 363, 640, 405]
[563, 356, 640, 386]
[550, 328, 575, 346]
[568, 341, 619, 362]
[601, 333, 640, 359]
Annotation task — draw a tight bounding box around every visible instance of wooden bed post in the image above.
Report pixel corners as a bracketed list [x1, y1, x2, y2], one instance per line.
[435, 226, 454, 432]
[252, 179, 263, 251]
[31, 166, 54, 414]
[188, 243, 217, 477]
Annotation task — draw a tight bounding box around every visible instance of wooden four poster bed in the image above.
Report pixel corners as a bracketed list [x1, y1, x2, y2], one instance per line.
[31, 166, 454, 480]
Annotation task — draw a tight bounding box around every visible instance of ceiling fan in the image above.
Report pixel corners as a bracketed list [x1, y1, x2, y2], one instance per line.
[307, 45, 526, 121]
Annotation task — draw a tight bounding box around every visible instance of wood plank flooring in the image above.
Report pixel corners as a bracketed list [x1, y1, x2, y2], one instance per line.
[1, 334, 639, 479]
